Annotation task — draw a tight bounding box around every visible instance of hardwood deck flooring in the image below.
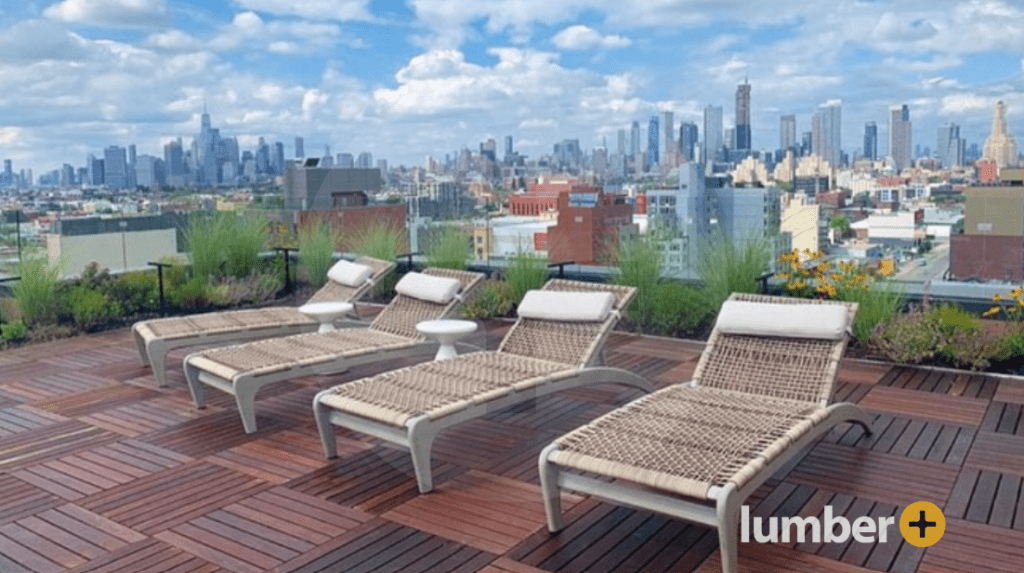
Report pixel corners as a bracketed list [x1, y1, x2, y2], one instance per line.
[0, 316, 1021, 573]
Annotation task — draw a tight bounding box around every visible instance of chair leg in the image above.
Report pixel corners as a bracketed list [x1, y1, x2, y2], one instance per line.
[407, 418, 439, 493]
[234, 384, 259, 434]
[312, 392, 338, 458]
[150, 346, 169, 388]
[716, 484, 740, 573]
[538, 443, 565, 532]
[183, 358, 206, 409]
[133, 327, 150, 366]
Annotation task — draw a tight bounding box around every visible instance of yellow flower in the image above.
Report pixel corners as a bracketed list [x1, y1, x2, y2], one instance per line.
[1011, 288, 1023, 299]
[983, 307, 1001, 317]
[993, 293, 1003, 302]
[878, 259, 894, 276]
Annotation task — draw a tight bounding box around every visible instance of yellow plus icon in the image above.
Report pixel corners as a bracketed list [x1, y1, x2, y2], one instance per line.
[899, 501, 945, 547]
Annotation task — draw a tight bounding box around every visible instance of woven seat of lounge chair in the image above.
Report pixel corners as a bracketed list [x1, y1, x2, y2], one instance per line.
[550, 386, 827, 499]
[189, 328, 417, 381]
[317, 352, 572, 426]
[183, 267, 486, 434]
[133, 256, 396, 387]
[313, 279, 655, 493]
[538, 293, 873, 573]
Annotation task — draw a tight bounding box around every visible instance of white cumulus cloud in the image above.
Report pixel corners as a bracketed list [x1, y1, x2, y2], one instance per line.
[44, 0, 169, 28]
[230, 0, 371, 21]
[551, 25, 630, 50]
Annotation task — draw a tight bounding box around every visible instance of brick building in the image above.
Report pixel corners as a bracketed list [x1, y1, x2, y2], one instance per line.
[509, 177, 598, 216]
[546, 189, 635, 265]
[950, 168, 1024, 281]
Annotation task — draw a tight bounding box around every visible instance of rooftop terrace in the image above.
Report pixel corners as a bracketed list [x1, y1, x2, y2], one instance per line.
[0, 313, 1021, 573]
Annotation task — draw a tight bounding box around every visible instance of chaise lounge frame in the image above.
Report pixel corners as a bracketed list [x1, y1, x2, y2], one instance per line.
[133, 256, 396, 387]
[313, 279, 656, 494]
[182, 268, 484, 433]
[538, 293, 873, 573]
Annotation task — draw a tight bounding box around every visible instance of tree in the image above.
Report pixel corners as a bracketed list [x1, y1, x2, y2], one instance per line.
[828, 215, 851, 237]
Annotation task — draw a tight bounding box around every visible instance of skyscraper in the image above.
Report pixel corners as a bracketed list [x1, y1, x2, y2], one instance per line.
[703, 105, 723, 165]
[780, 114, 797, 153]
[357, 152, 373, 169]
[295, 136, 304, 158]
[735, 79, 751, 151]
[661, 110, 675, 167]
[630, 120, 641, 161]
[811, 101, 842, 168]
[863, 122, 878, 161]
[617, 129, 626, 157]
[504, 135, 513, 161]
[103, 145, 127, 189]
[888, 104, 912, 171]
[647, 116, 660, 171]
[679, 122, 698, 162]
[983, 100, 1019, 168]
[937, 123, 963, 168]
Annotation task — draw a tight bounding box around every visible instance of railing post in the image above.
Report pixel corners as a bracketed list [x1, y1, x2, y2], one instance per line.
[147, 261, 171, 315]
[547, 261, 576, 279]
[274, 247, 293, 296]
[397, 251, 422, 272]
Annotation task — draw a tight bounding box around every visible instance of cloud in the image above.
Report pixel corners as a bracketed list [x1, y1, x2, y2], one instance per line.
[44, 0, 169, 27]
[145, 11, 348, 55]
[230, 0, 371, 21]
[551, 25, 630, 50]
[940, 93, 992, 115]
[519, 118, 558, 129]
[0, 19, 100, 63]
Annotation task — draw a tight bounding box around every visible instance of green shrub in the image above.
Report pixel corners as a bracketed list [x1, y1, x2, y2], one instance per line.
[11, 255, 64, 326]
[613, 235, 663, 330]
[461, 281, 514, 319]
[505, 251, 549, 303]
[347, 220, 404, 261]
[184, 212, 229, 280]
[225, 213, 268, 279]
[184, 212, 267, 280]
[298, 221, 336, 288]
[159, 256, 189, 288]
[169, 277, 210, 310]
[69, 286, 121, 331]
[1, 320, 28, 342]
[651, 282, 709, 338]
[838, 281, 906, 345]
[869, 307, 941, 365]
[105, 271, 158, 315]
[424, 227, 470, 270]
[696, 234, 770, 314]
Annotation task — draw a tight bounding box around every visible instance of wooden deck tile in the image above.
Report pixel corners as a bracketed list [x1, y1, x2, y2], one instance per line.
[979, 401, 1024, 435]
[273, 518, 495, 573]
[1, 373, 115, 402]
[33, 385, 163, 418]
[859, 386, 989, 427]
[474, 557, 551, 573]
[0, 404, 67, 438]
[207, 429, 357, 484]
[79, 396, 218, 438]
[918, 519, 1024, 573]
[40, 346, 140, 371]
[608, 335, 705, 362]
[837, 361, 894, 386]
[993, 380, 1024, 405]
[964, 432, 1024, 477]
[286, 445, 468, 515]
[63, 537, 221, 573]
[695, 542, 885, 573]
[786, 443, 959, 507]
[13, 440, 190, 500]
[0, 421, 118, 472]
[0, 473, 65, 525]
[384, 471, 581, 555]
[0, 504, 146, 573]
[140, 409, 288, 458]
[77, 461, 270, 535]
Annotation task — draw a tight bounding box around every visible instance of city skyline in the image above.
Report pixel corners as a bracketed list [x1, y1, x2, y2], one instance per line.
[1, 0, 1022, 176]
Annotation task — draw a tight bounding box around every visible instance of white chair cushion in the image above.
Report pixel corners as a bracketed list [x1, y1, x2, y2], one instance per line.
[715, 300, 849, 340]
[394, 272, 462, 304]
[517, 290, 616, 322]
[327, 260, 373, 287]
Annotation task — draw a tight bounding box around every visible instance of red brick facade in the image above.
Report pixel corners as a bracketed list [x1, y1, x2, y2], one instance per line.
[299, 204, 408, 252]
[546, 190, 634, 265]
[949, 234, 1023, 282]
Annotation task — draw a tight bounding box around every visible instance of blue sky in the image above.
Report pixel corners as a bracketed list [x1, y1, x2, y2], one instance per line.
[0, 0, 1022, 176]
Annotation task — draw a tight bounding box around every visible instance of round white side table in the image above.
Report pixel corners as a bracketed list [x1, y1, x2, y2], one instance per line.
[416, 319, 478, 360]
[298, 301, 354, 333]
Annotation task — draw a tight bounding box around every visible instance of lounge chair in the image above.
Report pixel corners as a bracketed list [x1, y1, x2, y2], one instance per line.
[537, 293, 873, 573]
[313, 279, 655, 494]
[183, 268, 485, 433]
[133, 257, 395, 387]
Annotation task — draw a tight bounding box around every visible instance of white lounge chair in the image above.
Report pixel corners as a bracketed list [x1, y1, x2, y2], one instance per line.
[312, 279, 655, 494]
[538, 293, 873, 573]
[182, 268, 485, 433]
[133, 256, 395, 387]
